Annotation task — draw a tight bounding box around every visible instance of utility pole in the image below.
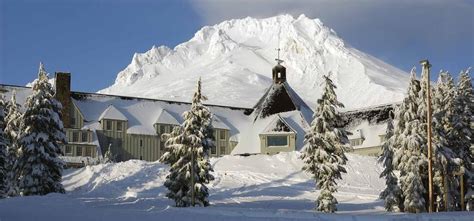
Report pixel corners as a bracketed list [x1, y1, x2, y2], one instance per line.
[421, 59, 434, 213]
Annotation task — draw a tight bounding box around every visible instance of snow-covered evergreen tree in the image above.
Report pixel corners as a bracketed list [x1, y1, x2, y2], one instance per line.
[393, 71, 427, 213]
[301, 75, 349, 213]
[378, 116, 402, 211]
[453, 68, 473, 208]
[4, 91, 21, 197]
[0, 96, 8, 198]
[160, 78, 214, 207]
[14, 63, 66, 196]
[432, 71, 460, 211]
[160, 125, 184, 166]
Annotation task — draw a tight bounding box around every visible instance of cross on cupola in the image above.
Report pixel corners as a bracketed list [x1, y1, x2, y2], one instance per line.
[272, 46, 286, 84]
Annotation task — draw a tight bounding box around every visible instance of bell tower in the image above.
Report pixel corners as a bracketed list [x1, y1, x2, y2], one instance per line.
[272, 47, 286, 84]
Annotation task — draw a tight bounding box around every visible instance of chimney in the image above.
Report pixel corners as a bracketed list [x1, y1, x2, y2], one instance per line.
[55, 72, 72, 128]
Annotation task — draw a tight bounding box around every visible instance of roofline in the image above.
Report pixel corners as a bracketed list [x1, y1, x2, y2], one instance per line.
[0, 84, 254, 112]
[341, 102, 401, 114]
[0, 83, 400, 114]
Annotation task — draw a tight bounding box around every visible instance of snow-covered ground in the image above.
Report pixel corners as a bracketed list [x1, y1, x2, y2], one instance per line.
[0, 152, 471, 220]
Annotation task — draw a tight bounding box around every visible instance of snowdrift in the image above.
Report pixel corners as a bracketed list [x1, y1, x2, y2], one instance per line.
[1, 152, 472, 221]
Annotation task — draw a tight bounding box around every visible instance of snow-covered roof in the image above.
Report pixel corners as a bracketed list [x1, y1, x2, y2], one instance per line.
[347, 120, 386, 149]
[260, 114, 296, 134]
[212, 115, 231, 130]
[155, 109, 180, 125]
[98, 105, 128, 121]
[71, 92, 251, 137]
[252, 82, 313, 123]
[0, 85, 312, 155]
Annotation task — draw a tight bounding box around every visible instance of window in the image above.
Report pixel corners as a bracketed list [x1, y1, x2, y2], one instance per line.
[117, 121, 122, 131]
[76, 146, 83, 156]
[105, 120, 112, 130]
[85, 146, 92, 157]
[72, 131, 79, 142]
[140, 139, 143, 147]
[220, 146, 226, 155]
[211, 146, 216, 155]
[160, 125, 166, 134]
[350, 139, 363, 146]
[81, 132, 88, 142]
[65, 146, 73, 155]
[267, 136, 288, 147]
[219, 130, 226, 140]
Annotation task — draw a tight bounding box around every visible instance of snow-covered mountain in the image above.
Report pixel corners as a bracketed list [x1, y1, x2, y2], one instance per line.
[99, 14, 409, 110]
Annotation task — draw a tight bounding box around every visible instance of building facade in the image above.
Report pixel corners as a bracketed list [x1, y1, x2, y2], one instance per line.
[0, 62, 394, 166]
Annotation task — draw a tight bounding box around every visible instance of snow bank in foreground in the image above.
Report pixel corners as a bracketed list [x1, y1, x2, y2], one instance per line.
[0, 152, 471, 221]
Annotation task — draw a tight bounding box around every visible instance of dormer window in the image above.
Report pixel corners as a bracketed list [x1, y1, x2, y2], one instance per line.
[219, 130, 226, 140]
[106, 120, 112, 130]
[99, 105, 128, 131]
[117, 121, 123, 131]
[267, 136, 288, 147]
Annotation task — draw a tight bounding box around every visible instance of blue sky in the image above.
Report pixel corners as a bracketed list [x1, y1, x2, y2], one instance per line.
[1, 0, 473, 92]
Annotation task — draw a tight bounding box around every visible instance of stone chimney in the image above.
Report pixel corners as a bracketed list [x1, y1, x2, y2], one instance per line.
[55, 72, 72, 128]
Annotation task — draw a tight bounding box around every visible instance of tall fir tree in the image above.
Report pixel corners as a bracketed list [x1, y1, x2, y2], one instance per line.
[160, 78, 214, 207]
[393, 71, 427, 213]
[378, 116, 402, 211]
[4, 91, 21, 197]
[432, 72, 460, 211]
[453, 68, 473, 208]
[14, 63, 66, 196]
[0, 96, 8, 198]
[301, 75, 349, 213]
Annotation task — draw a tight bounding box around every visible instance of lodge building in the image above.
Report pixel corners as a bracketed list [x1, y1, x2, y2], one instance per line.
[0, 62, 394, 166]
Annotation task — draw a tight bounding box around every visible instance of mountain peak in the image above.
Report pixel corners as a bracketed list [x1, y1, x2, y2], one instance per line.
[99, 15, 408, 110]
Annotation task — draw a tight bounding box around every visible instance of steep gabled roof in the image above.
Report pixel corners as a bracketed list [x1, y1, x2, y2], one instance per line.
[252, 82, 313, 122]
[155, 109, 180, 125]
[261, 114, 296, 134]
[98, 105, 127, 121]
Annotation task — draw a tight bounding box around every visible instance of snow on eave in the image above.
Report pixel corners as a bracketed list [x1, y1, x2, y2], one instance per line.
[98, 105, 128, 121]
[342, 102, 400, 114]
[127, 125, 157, 136]
[71, 90, 253, 112]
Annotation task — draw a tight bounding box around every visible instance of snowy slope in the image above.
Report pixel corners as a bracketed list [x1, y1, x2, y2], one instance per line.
[1, 152, 472, 220]
[99, 14, 409, 110]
